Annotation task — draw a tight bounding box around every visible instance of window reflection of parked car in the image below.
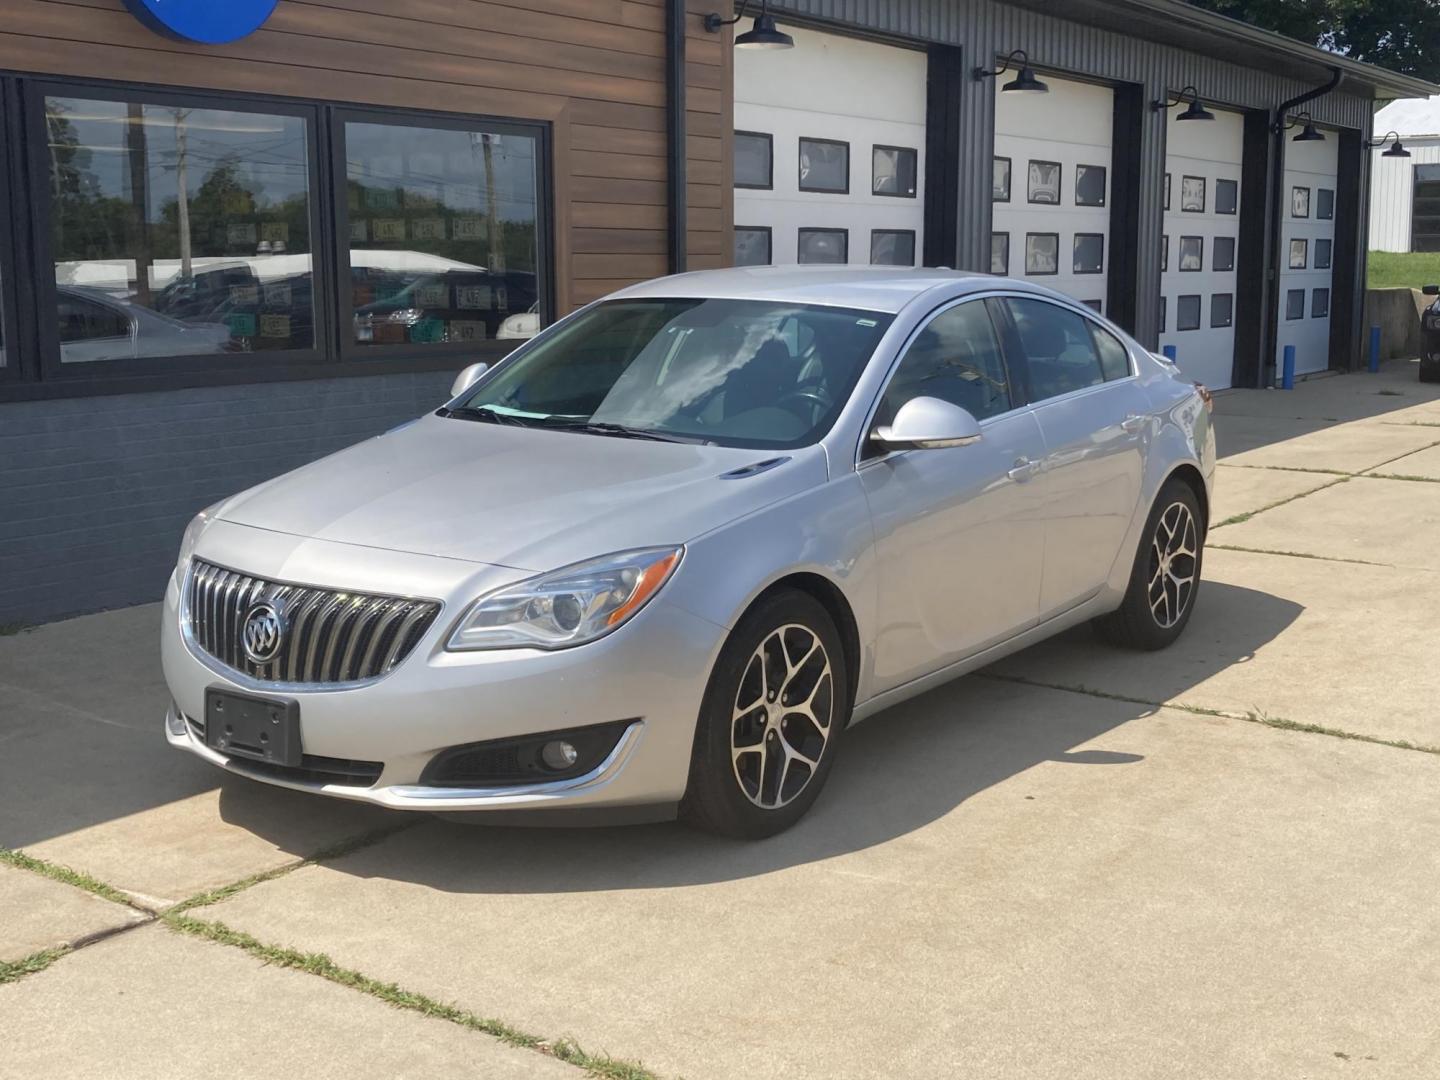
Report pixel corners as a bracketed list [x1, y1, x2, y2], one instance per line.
[58, 286, 233, 363]
[208, 273, 315, 352]
[153, 264, 261, 323]
[353, 270, 538, 345]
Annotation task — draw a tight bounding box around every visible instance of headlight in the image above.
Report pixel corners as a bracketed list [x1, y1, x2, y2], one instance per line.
[176, 503, 221, 568]
[447, 546, 683, 652]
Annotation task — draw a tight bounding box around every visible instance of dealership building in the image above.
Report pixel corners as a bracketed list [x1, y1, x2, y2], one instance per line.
[0, 0, 1433, 625]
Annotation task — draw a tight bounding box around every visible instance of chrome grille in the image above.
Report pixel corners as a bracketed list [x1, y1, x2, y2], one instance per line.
[187, 560, 441, 684]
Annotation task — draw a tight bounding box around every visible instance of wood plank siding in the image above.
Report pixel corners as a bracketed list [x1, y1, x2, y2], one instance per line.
[0, 0, 733, 313]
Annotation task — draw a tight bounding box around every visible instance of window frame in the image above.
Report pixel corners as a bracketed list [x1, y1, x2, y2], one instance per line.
[1073, 232, 1105, 275]
[869, 228, 916, 267]
[871, 144, 917, 199]
[734, 224, 772, 267]
[25, 78, 333, 385]
[733, 130, 773, 190]
[797, 136, 849, 195]
[331, 105, 551, 365]
[0, 73, 555, 402]
[797, 226, 848, 264]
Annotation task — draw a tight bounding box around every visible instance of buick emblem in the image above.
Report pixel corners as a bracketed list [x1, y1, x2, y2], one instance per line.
[242, 599, 287, 665]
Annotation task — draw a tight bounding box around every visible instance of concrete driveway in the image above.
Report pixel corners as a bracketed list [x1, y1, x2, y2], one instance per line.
[5, 360, 1440, 1079]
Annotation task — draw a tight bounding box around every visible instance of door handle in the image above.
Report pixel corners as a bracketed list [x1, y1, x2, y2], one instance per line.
[1008, 457, 1040, 482]
[1121, 414, 1147, 434]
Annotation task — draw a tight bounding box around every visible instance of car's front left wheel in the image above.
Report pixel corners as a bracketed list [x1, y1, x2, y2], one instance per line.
[680, 589, 849, 839]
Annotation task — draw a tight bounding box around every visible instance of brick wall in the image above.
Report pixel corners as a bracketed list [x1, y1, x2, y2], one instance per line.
[0, 372, 452, 626]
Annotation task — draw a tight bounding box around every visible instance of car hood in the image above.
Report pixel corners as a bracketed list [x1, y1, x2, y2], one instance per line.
[216, 414, 830, 571]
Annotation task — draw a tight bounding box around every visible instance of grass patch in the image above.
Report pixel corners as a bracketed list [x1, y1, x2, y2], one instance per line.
[166, 820, 419, 917]
[984, 673, 1440, 756]
[0, 848, 147, 912]
[1208, 543, 1393, 567]
[1211, 476, 1348, 528]
[1367, 250, 1440, 291]
[164, 914, 660, 1080]
[0, 947, 69, 985]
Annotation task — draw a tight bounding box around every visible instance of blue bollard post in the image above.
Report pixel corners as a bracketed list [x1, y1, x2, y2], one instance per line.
[1162, 344, 1178, 362]
[1369, 326, 1382, 373]
[1282, 345, 1296, 390]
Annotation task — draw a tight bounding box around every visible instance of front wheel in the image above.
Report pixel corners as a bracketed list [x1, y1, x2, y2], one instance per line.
[680, 590, 849, 839]
[1092, 478, 1205, 650]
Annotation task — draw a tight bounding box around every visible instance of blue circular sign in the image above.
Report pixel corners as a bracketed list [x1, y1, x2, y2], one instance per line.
[125, 0, 280, 44]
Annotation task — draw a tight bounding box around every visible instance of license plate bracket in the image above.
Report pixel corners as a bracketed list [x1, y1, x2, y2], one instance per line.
[205, 688, 302, 768]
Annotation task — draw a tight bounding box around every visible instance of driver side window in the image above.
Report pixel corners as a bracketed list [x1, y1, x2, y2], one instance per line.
[875, 299, 1012, 427]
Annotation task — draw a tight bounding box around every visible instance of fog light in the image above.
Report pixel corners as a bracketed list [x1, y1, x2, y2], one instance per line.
[541, 740, 579, 771]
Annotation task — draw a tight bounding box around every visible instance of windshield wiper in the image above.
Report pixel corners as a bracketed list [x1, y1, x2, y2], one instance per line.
[547, 420, 711, 444]
[437, 405, 535, 427]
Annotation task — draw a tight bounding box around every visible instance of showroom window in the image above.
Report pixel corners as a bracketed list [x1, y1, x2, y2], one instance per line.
[42, 93, 316, 363]
[2, 78, 551, 392]
[342, 115, 540, 352]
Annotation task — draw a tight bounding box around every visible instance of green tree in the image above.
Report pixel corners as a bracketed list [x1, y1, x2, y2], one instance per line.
[1187, 0, 1440, 82]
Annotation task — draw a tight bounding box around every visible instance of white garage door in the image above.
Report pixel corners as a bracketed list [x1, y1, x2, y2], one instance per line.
[1277, 133, 1339, 377]
[1159, 107, 1244, 390]
[733, 26, 925, 269]
[992, 75, 1113, 314]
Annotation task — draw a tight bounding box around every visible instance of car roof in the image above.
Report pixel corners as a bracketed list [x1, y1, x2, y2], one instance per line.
[608, 265, 1002, 314]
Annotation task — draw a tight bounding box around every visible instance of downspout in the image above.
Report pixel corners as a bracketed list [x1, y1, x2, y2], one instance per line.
[666, 0, 688, 274]
[1263, 66, 1343, 384]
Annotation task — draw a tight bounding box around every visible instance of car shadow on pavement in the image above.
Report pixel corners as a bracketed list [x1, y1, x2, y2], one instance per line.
[290, 579, 1302, 894]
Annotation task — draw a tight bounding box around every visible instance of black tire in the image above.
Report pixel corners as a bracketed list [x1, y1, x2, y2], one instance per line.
[680, 589, 850, 839]
[1092, 478, 1205, 651]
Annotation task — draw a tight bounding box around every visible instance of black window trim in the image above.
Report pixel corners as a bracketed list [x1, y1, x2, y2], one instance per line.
[0, 71, 555, 403]
[1024, 231, 1060, 276]
[1180, 174, 1207, 213]
[1073, 232, 1105, 275]
[1178, 235, 1205, 273]
[1215, 177, 1239, 216]
[1177, 293, 1203, 331]
[1074, 163, 1107, 208]
[1214, 235, 1237, 273]
[871, 143, 918, 199]
[1211, 292, 1235, 328]
[331, 105, 550, 365]
[993, 155, 1012, 203]
[797, 226, 848, 264]
[870, 228, 917, 266]
[734, 223, 773, 266]
[734, 129, 773, 191]
[1026, 159, 1063, 206]
[797, 135, 850, 195]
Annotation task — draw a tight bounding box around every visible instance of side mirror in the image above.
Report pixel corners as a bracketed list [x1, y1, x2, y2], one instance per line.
[1423, 285, 1440, 296]
[872, 396, 983, 450]
[449, 361, 490, 398]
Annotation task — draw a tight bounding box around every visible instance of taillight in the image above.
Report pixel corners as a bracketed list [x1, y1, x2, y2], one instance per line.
[1194, 382, 1214, 413]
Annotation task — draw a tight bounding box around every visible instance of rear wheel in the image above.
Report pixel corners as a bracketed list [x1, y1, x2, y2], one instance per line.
[1093, 478, 1204, 651]
[680, 590, 849, 839]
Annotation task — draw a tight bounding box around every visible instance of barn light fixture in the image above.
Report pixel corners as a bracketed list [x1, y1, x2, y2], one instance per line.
[703, 1, 794, 49]
[1281, 111, 1326, 142]
[973, 50, 1049, 94]
[1368, 130, 1412, 158]
[1154, 86, 1216, 122]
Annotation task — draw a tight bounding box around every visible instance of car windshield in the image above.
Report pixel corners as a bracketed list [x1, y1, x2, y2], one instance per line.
[449, 298, 895, 449]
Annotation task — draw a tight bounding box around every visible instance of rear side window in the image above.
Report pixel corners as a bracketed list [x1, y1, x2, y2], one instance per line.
[1003, 297, 1104, 402]
[1091, 325, 1132, 381]
[875, 299, 1012, 426]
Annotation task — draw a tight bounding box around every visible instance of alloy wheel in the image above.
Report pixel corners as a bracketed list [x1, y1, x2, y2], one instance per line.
[730, 623, 834, 809]
[1148, 501, 1199, 629]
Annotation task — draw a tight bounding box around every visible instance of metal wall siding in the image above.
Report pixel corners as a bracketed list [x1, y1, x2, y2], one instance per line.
[1369, 142, 1440, 252]
[781, 0, 1373, 342]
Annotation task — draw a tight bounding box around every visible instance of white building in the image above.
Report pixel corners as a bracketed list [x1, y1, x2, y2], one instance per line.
[1368, 96, 1440, 252]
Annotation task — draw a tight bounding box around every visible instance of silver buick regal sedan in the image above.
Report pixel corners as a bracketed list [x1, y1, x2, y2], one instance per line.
[163, 267, 1215, 838]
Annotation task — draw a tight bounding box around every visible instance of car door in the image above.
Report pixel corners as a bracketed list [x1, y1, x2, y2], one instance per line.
[998, 296, 1149, 619]
[859, 296, 1048, 693]
[57, 292, 136, 364]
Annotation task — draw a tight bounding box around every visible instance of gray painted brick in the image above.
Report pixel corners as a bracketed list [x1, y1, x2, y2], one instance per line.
[0, 371, 452, 625]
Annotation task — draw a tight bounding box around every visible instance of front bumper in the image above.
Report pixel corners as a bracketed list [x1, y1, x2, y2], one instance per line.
[161, 542, 728, 813]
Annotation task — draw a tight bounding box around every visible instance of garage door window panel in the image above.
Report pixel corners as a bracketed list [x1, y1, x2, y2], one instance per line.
[991, 233, 1009, 275]
[1211, 293, 1233, 328]
[1073, 234, 1104, 275]
[1025, 233, 1059, 276]
[1075, 164, 1106, 207]
[1214, 236, 1236, 272]
[1004, 297, 1106, 401]
[1177, 295, 1201, 331]
[1215, 178, 1238, 215]
[1180, 176, 1205, 213]
[735, 226, 771, 267]
[798, 138, 849, 194]
[993, 157, 1012, 202]
[872, 146, 917, 198]
[798, 228, 847, 264]
[870, 230, 915, 267]
[1027, 161, 1062, 205]
[735, 131, 773, 190]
